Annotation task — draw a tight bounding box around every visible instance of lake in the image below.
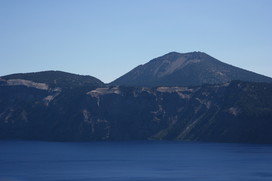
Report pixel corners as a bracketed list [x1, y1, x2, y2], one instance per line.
[0, 141, 272, 181]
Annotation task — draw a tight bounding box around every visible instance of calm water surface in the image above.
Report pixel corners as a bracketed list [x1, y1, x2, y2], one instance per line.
[0, 141, 272, 181]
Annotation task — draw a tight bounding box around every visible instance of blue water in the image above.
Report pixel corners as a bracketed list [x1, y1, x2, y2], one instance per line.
[1, 141, 272, 181]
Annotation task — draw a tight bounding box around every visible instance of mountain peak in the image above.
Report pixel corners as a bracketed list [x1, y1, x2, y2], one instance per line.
[110, 52, 272, 87]
[150, 51, 212, 66]
[159, 51, 206, 58]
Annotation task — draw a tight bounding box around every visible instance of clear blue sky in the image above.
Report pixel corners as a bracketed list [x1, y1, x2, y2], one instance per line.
[1, 0, 271, 83]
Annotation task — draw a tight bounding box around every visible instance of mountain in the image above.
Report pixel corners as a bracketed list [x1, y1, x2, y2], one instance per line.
[1, 70, 272, 143]
[110, 52, 272, 87]
[0, 71, 106, 141]
[1, 70, 105, 89]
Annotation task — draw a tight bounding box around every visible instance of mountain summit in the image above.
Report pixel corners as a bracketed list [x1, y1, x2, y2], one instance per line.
[110, 52, 272, 87]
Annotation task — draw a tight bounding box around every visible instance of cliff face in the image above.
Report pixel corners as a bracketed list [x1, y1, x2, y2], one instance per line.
[1, 75, 272, 143]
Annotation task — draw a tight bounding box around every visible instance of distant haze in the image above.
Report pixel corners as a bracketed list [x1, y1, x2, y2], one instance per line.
[0, 0, 272, 83]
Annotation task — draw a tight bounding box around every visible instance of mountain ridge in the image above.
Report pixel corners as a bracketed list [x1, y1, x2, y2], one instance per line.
[0, 52, 272, 143]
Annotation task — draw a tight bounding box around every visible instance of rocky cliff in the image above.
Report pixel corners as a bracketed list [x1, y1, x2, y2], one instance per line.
[1, 73, 272, 143]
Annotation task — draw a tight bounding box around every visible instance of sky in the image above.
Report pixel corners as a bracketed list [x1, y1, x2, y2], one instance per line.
[0, 0, 272, 83]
